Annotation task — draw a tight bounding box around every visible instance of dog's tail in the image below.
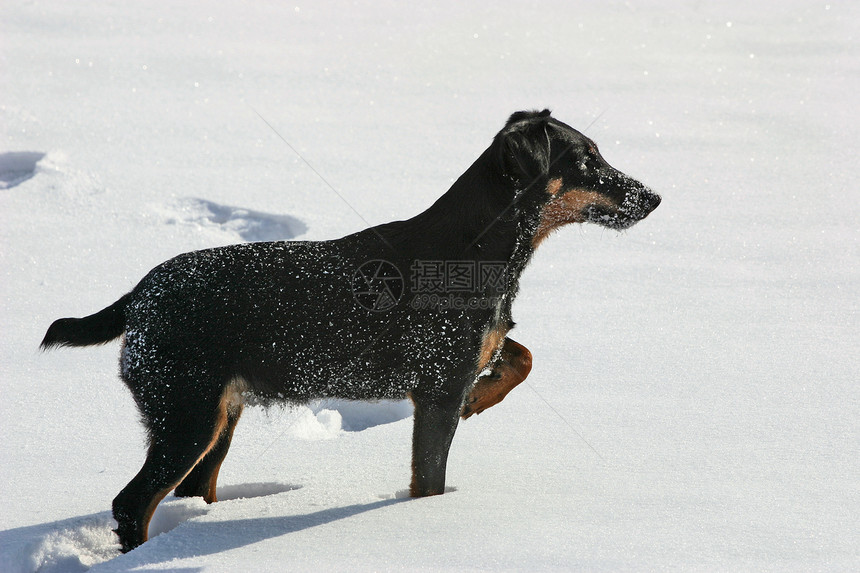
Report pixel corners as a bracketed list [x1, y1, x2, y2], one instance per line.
[41, 294, 131, 350]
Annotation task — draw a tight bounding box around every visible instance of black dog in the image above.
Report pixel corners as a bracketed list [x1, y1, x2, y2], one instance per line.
[42, 110, 660, 552]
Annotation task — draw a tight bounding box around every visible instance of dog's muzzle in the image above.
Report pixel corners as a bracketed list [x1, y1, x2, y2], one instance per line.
[621, 186, 661, 221]
[586, 173, 661, 230]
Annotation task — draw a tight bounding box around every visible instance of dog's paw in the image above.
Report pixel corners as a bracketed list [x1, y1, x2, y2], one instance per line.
[460, 385, 495, 419]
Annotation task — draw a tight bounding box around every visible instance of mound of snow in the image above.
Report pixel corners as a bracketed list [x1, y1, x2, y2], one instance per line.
[164, 197, 308, 242]
[0, 152, 45, 189]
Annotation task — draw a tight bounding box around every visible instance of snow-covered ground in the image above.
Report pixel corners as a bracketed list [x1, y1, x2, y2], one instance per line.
[1, 1, 857, 571]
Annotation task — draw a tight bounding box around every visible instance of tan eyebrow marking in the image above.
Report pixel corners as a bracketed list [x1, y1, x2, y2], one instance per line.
[546, 177, 563, 196]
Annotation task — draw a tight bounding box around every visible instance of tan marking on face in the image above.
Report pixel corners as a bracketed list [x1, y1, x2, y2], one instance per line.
[546, 177, 563, 196]
[477, 324, 509, 372]
[532, 188, 617, 248]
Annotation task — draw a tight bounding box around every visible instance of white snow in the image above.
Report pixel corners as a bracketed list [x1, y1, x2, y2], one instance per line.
[1, 0, 857, 571]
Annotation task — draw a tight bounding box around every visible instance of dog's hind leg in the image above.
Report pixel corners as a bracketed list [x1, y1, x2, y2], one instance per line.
[112, 387, 232, 552]
[174, 401, 243, 503]
[409, 389, 464, 497]
[461, 338, 532, 419]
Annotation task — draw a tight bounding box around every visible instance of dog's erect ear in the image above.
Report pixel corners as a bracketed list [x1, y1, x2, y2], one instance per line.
[505, 109, 551, 126]
[498, 110, 553, 185]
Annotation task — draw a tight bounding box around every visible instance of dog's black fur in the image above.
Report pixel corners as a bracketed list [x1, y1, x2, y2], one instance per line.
[41, 110, 660, 552]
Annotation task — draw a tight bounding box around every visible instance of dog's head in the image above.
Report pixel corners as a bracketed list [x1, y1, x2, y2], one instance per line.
[497, 110, 661, 246]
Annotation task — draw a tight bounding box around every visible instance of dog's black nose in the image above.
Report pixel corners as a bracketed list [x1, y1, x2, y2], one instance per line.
[647, 192, 661, 212]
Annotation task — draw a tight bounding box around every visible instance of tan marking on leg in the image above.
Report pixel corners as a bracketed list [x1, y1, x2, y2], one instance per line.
[463, 338, 532, 419]
[138, 483, 183, 547]
[222, 377, 247, 417]
[204, 403, 242, 504]
[203, 379, 246, 503]
[533, 189, 617, 248]
[477, 324, 509, 372]
[140, 382, 245, 543]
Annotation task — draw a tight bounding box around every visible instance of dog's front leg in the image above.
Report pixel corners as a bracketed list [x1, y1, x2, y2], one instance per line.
[461, 337, 532, 419]
[409, 389, 463, 497]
